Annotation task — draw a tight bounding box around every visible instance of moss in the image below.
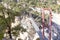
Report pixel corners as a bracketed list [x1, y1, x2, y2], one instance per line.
[36, 38, 40, 40]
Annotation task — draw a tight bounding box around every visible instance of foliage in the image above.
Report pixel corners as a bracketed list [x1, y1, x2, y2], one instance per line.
[12, 25, 26, 36]
[0, 0, 27, 39]
[0, 32, 4, 40]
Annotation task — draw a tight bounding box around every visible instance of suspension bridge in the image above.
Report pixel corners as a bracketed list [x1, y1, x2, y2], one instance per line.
[21, 8, 60, 40]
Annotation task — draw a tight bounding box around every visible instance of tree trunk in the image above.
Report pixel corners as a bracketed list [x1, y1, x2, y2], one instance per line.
[7, 25, 12, 39]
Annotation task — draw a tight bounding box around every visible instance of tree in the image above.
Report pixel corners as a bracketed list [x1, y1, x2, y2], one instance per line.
[0, 1, 27, 39]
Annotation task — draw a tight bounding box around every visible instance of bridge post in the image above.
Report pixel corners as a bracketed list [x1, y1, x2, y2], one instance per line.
[42, 9, 45, 40]
[49, 10, 52, 40]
